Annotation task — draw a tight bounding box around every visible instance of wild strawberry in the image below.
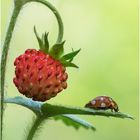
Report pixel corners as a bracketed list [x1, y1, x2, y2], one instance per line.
[13, 27, 80, 101]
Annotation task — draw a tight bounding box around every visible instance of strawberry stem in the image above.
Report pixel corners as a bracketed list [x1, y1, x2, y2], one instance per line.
[27, 115, 45, 140]
[1, 0, 64, 139]
[1, 4, 21, 139]
[28, 0, 64, 43]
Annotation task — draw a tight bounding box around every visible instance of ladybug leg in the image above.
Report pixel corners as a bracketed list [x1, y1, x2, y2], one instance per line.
[111, 109, 113, 112]
[109, 104, 114, 112]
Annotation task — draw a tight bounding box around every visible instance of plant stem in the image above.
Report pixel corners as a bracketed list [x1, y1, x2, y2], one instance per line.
[27, 115, 44, 140]
[1, 0, 64, 139]
[28, 0, 64, 43]
[1, 4, 22, 139]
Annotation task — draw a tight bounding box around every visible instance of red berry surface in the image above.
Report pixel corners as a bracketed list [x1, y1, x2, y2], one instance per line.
[13, 49, 68, 101]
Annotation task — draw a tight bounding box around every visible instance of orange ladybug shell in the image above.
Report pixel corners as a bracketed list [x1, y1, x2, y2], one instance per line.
[85, 96, 119, 112]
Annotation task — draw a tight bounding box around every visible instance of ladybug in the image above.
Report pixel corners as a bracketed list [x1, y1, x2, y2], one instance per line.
[85, 96, 119, 112]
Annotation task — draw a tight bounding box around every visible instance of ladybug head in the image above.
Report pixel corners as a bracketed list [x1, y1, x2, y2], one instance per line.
[114, 106, 119, 112]
[113, 103, 119, 112]
[85, 103, 90, 108]
[110, 101, 119, 112]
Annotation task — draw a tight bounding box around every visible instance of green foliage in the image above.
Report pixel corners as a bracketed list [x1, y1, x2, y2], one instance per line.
[59, 48, 81, 68]
[53, 115, 96, 131]
[4, 96, 134, 137]
[60, 49, 81, 61]
[50, 41, 65, 59]
[4, 96, 134, 140]
[34, 26, 49, 53]
[60, 61, 79, 68]
[4, 97, 134, 120]
[4, 97, 41, 114]
[41, 102, 134, 119]
[33, 27, 80, 68]
[44, 32, 49, 52]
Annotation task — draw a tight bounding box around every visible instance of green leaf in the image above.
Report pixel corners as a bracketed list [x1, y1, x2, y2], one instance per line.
[50, 41, 65, 58]
[4, 96, 134, 120]
[61, 61, 79, 68]
[34, 26, 44, 51]
[4, 96, 42, 115]
[61, 49, 81, 62]
[41, 103, 134, 119]
[4, 96, 134, 140]
[53, 115, 96, 131]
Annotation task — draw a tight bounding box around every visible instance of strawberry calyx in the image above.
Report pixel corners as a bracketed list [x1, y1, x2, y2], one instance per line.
[34, 26, 80, 68]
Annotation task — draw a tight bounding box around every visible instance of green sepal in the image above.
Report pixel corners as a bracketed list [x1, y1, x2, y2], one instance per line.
[50, 41, 65, 59]
[60, 48, 81, 62]
[34, 26, 49, 53]
[34, 27, 80, 69]
[34, 26, 45, 52]
[44, 32, 49, 52]
[69, 48, 74, 62]
[61, 60, 79, 68]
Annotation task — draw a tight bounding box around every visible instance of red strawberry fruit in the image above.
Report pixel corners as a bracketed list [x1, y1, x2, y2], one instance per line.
[13, 27, 80, 102]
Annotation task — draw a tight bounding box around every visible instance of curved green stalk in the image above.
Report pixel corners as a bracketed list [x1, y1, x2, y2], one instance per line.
[27, 115, 45, 140]
[1, 5, 22, 140]
[1, 0, 64, 139]
[27, 0, 64, 43]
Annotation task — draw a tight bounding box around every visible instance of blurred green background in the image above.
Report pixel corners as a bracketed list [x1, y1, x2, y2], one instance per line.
[1, 0, 139, 140]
